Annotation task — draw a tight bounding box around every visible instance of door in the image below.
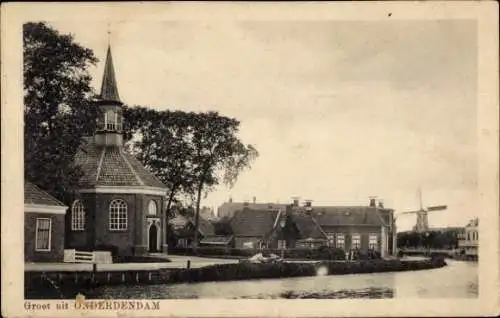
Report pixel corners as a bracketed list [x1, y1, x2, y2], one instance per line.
[149, 224, 158, 252]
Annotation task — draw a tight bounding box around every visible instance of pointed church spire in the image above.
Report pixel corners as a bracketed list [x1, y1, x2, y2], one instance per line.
[100, 45, 121, 102]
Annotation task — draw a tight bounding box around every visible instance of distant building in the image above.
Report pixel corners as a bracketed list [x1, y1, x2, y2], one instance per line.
[229, 208, 284, 249]
[200, 206, 215, 220]
[458, 217, 478, 259]
[25, 181, 68, 262]
[167, 214, 232, 249]
[217, 197, 287, 219]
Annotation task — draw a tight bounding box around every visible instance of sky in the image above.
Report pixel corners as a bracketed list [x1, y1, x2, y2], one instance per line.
[48, 19, 478, 231]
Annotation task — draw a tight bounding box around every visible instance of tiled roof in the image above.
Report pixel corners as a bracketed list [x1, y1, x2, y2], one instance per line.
[230, 208, 280, 237]
[168, 214, 215, 237]
[75, 141, 166, 189]
[312, 206, 389, 227]
[25, 181, 66, 207]
[291, 212, 327, 239]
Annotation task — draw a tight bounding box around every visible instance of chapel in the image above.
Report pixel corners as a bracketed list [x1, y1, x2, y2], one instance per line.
[66, 45, 168, 256]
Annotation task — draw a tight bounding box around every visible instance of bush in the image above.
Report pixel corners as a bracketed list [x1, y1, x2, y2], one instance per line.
[169, 246, 347, 260]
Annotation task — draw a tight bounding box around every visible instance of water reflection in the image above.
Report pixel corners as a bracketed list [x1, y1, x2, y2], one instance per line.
[94, 259, 477, 299]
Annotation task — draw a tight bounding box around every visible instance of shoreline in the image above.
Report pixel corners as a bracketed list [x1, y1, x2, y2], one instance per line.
[25, 257, 447, 299]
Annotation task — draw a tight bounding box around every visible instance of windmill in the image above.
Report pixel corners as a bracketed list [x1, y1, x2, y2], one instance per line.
[399, 188, 447, 233]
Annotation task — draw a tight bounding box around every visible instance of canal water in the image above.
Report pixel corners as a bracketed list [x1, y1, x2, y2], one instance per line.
[93, 259, 478, 299]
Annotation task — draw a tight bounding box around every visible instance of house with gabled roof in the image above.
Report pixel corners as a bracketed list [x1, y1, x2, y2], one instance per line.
[65, 45, 168, 256]
[307, 199, 395, 258]
[229, 208, 285, 249]
[25, 181, 68, 262]
[167, 214, 223, 249]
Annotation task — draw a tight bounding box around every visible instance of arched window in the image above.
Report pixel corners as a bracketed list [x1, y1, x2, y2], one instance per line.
[71, 200, 85, 231]
[104, 109, 123, 131]
[109, 199, 128, 230]
[148, 200, 157, 216]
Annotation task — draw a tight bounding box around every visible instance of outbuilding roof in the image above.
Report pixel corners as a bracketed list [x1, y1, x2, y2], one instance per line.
[24, 181, 66, 207]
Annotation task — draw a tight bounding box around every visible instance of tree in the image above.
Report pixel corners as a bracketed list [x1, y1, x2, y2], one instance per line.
[24, 22, 100, 200]
[123, 106, 197, 219]
[190, 112, 259, 248]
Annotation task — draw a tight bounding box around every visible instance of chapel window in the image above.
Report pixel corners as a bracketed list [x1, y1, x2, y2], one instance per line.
[109, 199, 128, 230]
[71, 200, 85, 231]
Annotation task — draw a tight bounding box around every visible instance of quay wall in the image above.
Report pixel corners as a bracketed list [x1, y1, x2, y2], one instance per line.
[25, 257, 447, 299]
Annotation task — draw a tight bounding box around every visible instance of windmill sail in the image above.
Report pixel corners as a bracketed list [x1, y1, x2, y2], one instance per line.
[427, 205, 447, 211]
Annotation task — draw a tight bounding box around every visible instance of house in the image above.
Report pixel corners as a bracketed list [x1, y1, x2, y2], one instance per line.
[167, 214, 229, 249]
[229, 208, 283, 248]
[458, 217, 478, 259]
[65, 45, 168, 257]
[310, 201, 395, 258]
[25, 181, 68, 262]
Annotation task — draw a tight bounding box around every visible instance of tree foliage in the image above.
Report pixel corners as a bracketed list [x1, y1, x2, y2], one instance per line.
[190, 112, 259, 247]
[24, 22, 100, 200]
[123, 106, 197, 218]
[397, 230, 460, 249]
[123, 107, 259, 236]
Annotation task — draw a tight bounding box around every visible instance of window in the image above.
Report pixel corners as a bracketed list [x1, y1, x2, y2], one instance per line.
[277, 240, 287, 249]
[369, 234, 378, 250]
[467, 232, 471, 241]
[35, 218, 51, 251]
[109, 199, 128, 230]
[352, 233, 361, 249]
[148, 200, 157, 216]
[71, 200, 85, 231]
[326, 232, 335, 246]
[336, 233, 345, 250]
[104, 109, 123, 131]
[177, 239, 189, 248]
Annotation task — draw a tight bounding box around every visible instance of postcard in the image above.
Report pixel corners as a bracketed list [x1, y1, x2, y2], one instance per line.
[1, 1, 499, 317]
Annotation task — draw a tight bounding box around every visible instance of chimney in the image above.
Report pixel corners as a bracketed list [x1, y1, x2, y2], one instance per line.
[369, 196, 377, 207]
[304, 200, 313, 212]
[292, 197, 300, 207]
[253, 196, 256, 204]
[378, 200, 384, 209]
[228, 196, 233, 203]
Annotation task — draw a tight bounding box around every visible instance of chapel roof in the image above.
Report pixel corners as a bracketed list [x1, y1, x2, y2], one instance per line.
[75, 141, 167, 189]
[100, 45, 121, 102]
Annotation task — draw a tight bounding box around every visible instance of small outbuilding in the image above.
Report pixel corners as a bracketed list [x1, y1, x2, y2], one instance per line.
[24, 181, 68, 262]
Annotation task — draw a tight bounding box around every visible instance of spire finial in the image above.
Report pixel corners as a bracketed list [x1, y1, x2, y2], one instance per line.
[107, 23, 111, 46]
